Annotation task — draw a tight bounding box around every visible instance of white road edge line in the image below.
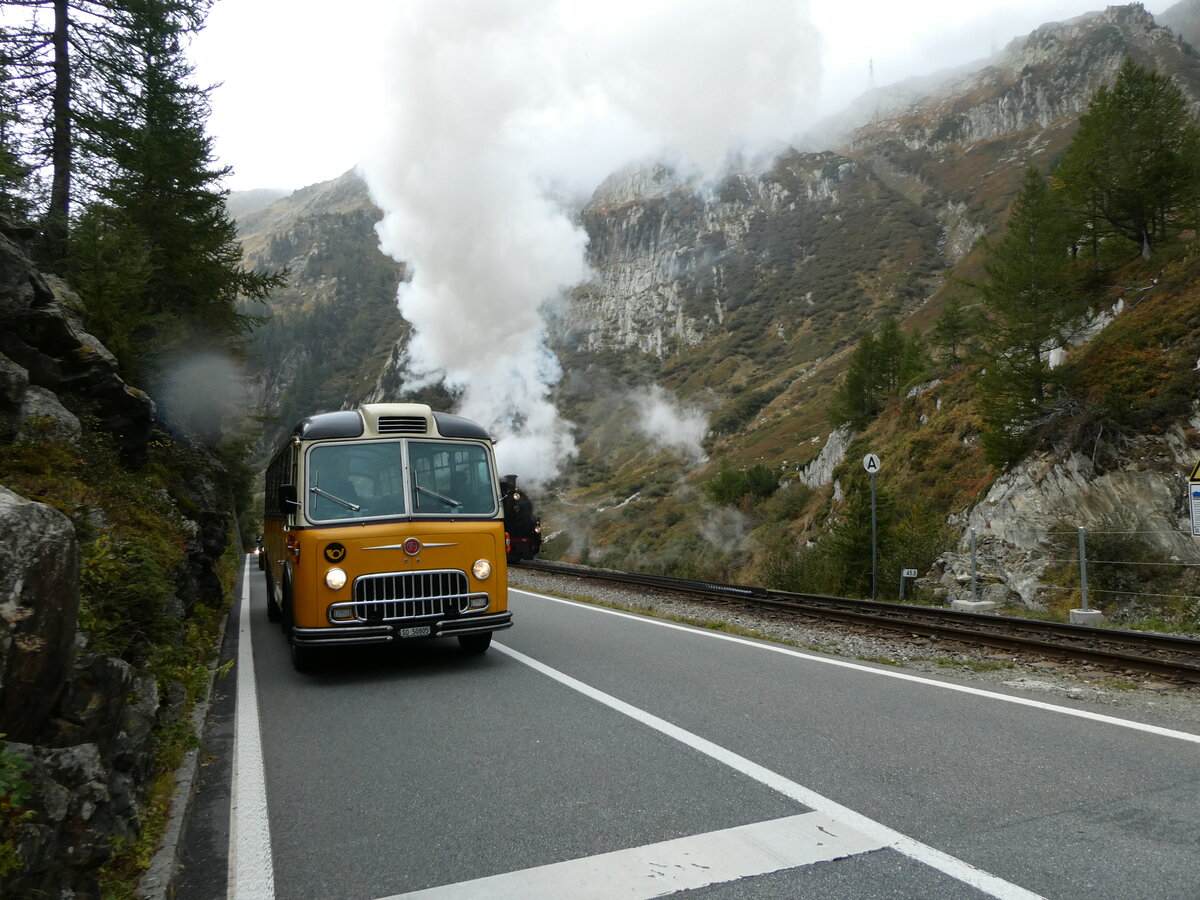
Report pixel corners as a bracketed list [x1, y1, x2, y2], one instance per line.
[228, 558, 276, 899]
[388, 811, 889, 900]
[492, 641, 1046, 900]
[513, 587, 1200, 745]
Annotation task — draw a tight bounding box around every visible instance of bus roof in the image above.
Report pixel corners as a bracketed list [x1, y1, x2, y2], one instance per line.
[292, 403, 493, 442]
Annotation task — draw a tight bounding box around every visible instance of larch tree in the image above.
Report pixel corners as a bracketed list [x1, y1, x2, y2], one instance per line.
[929, 295, 979, 368]
[1056, 56, 1200, 262]
[830, 317, 928, 428]
[974, 166, 1085, 466]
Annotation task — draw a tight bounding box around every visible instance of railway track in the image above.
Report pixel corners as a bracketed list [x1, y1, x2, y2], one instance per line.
[519, 559, 1200, 683]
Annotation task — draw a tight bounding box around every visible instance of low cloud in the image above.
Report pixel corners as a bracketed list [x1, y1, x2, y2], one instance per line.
[634, 385, 709, 463]
[360, 0, 820, 483]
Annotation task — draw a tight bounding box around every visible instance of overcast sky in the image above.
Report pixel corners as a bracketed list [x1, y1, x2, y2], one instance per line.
[185, 0, 1179, 480]
[189, 0, 1174, 194]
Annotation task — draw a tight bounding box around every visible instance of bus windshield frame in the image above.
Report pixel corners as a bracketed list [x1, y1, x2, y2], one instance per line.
[304, 437, 498, 524]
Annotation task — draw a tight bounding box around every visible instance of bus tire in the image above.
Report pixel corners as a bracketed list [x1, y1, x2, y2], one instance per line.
[280, 576, 294, 635]
[457, 632, 492, 655]
[290, 640, 317, 672]
[282, 589, 316, 671]
[265, 563, 281, 622]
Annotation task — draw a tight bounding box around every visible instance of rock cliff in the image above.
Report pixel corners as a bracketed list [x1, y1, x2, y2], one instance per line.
[0, 217, 233, 898]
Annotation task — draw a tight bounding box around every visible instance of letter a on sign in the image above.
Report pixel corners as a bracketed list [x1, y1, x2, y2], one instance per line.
[863, 453, 881, 474]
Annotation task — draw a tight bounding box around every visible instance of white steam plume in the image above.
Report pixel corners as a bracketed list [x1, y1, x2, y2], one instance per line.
[360, 0, 820, 484]
[635, 385, 709, 463]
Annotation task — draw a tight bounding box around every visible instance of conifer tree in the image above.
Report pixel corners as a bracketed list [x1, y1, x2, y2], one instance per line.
[1056, 57, 1200, 261]
[0, 49, 35, 219]
[821, 474, 895, 598]
[975, 167, 1084, 465]
[831, 316, 927, 427]
[0, 0, 120, 267]
[929, 295, 977, 368]
[69, 0, 282, 392]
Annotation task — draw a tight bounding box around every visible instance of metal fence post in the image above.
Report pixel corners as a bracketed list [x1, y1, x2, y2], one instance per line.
[970, 528, 978, 603]
[1078, 526, 1089, 611]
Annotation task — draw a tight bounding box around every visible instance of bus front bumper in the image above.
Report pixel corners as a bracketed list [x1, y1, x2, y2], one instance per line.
[292, 611, 513, 647]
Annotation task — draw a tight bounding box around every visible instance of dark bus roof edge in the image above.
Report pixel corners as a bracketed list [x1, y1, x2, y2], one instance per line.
[291, 408, 493, 442]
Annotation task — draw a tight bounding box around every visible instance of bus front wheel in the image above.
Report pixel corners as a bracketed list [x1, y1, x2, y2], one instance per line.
[266, 582, 281, 623]
[290, 640, 317, 672]
[457, 632, 492, 655]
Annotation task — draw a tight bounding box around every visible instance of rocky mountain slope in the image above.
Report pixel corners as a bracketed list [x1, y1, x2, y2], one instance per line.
[234, 1, 1200, 620]
[234, 171, 408, 445]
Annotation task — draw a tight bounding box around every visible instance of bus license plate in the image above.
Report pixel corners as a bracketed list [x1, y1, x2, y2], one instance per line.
[398, 625, 431, 639]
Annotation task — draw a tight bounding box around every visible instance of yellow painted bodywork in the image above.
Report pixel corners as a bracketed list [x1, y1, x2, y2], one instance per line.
[263, 518, 508, 629]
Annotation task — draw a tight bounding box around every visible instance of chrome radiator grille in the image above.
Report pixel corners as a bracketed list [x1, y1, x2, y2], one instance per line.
[352, 569, 470, 621]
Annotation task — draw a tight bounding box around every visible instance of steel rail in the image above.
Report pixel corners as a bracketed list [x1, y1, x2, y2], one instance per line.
[518, 559, 1200, 682]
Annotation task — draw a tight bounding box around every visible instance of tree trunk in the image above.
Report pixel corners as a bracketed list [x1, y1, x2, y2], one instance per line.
[43, 0, 72, 270]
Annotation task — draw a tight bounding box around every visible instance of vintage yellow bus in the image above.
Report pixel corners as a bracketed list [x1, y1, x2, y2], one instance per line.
[261, 403, 511, 670]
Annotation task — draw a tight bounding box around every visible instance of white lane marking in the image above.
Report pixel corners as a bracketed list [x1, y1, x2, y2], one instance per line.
[228, 558, 276, 899]
[513, 588, 1200, 745]
[493, 642, 1045, 900]
[388, 812, 888, 899]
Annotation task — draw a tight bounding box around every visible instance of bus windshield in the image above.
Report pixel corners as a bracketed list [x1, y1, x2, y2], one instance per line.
[306, 440, 496, 523]
[408, 440, 496, 516]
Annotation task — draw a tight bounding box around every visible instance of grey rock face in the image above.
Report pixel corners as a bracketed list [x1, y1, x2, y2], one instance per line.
[0, 219, 154, 465]
[0, 486, 79, 744]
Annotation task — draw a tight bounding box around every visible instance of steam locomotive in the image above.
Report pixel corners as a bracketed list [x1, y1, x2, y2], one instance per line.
[501, 474, 541, 564]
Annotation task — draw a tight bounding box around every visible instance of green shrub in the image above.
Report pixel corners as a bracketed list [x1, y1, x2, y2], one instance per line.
[0, 737, 31, 879]
[704, 464, 779, 505]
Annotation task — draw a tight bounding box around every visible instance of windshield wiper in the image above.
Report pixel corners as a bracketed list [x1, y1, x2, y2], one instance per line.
[415, 484, 460, 507]
[309, 486, 361, 512]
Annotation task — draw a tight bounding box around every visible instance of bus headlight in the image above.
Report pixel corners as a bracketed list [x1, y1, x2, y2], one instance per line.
[472, 559, 492, 580]
[325, 567, 348, 590]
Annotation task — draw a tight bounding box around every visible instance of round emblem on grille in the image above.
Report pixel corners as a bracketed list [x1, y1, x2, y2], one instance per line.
[403, 537, 421, 556]
[324, 542, 346, 563]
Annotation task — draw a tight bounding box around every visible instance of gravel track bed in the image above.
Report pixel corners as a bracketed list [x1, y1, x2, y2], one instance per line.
[509, 568, 1200, 730]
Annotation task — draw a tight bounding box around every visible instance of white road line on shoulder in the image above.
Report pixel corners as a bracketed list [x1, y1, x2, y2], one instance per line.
[228, 558, 276, 899]
[492, 641, 1046, 900]
[512, 587, 1200, 745]
[388, 811, 888, 899]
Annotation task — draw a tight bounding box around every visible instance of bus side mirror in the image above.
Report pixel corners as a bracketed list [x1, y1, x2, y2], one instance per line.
[278, 484, 298, 509]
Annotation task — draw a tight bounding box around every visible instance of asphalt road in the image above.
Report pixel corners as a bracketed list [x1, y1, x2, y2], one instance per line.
[174, 558, 1200, 899]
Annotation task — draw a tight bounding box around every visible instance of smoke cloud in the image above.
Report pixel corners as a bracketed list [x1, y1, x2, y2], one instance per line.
[634, 385, 709, 463]
[360, 0, 820, 483]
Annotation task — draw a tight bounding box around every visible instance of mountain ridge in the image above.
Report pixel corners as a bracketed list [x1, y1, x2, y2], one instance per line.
[234, 0, 1200, 621]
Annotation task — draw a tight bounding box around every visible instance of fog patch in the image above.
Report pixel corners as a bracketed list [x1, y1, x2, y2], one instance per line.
[698, 505, 751, 553]
[634, 385, 709, 463]
[155, 351, 247, 445]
